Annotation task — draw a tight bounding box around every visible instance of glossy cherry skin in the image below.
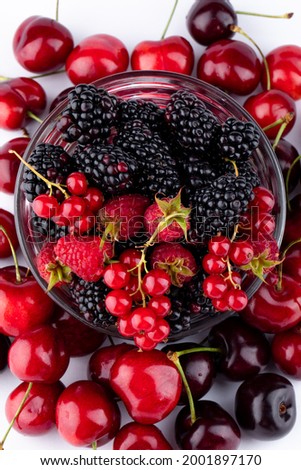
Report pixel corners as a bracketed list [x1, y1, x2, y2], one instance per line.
[131, 36, 194, 75]
[240, 273, 301, 333]
[197, 39, 261, 95]
[262, 45, 301, 100]
[0, 136, 29, 194]
[110, 349, 182, 424]
[208, 316, 271, 380]
[273, 138, 300, 193]
[0, 333, 10, 370]
[235, 373, 296, 440]
[51, 308, 107, 357]
[186, 0, 237, 46]
[282, 245, 301, 284]
[8, 77, 46, 115]
[0, 208, 19, 258]
[0, 83, 26, 130]
[56, 380, 121, 447]
[8, 325, 70, 383]
[244, 89, 296, 139]
[113, 422, 172, 450]
[5, 381, 64, 435]
[66, 34, 129, 85]
[13, 15, 74, 73]
[88, 343, 135, 394]
[272, 323, 301, 378]
[283, 204, 301, 246]
[176, 400, 241, 450]
[0, 266, 54, 337]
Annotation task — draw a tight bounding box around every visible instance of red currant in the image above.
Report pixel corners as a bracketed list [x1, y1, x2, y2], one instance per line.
[103, 262, 130, 289]
[224, 289, 248, 311]
[119, 248, 143, 275]
[142, 269, 171, 296]
[229, 241, 254, 266]
[105, 290, 132, 317]
[134, 333, 157, 351]
[148, 295, 171, 317]
[208, 235, 231, 257]
[60, 196, 87, 218]
[84, 187, 104, 213]
[147, 318, 170, 342]
[32, 194, 59, 218]
[72, 210, 95, 234]
[124, 276, 143, 303]
[117, 315, 137, 338]
[211, 297, 229, 312]
[203, 274, 228, 299]
[129, 307, 157, 333]
[251, 186, 275, 213]
[66, 172, 88, 196]
[202, 253, 227, 274]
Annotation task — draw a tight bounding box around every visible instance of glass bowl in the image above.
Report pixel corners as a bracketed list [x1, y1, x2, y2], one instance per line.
[14, 70, 286, 341]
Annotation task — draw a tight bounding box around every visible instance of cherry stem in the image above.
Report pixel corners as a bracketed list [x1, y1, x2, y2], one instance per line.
[176, 346, 222, 357]
[272, 114, 295, 150]
[0, 382, 33, 450]
[263, 112, 294, 133]
[91, 440, 97, 450]
[229, 24, 271, 91]
[9, 149, 69, 199]
[0, 225, 21, 283]
[161, 0, 178, 39]
[55, 0, 60, 22]
[27, 110, 43, 124]
[285, 154, 301, 211]
[235, 11, 293, 19]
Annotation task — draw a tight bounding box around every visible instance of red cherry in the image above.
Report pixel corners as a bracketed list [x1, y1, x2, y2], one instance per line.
[272, 323, 301, 378]
[56, 380, 121, 447]
[110, 349, 182, 424]
[32, 194, 60, 218]
[273, 139, 300, 194]
[0, 136, 29, 194]
[202, 253, 227, 274]
[203, 274, 228, 299]
[148, 295, 171, 317]
[0, 209, 19, 259]
[103, 262, 131, 290]
[5, 381, 64, 435]
[228, 241, 254, 266]
[129, 307, 157, 333]
[0, 83, 27, 130]
[208, 235, 231, 257]
[113, 421, 172, 450]
[0, 266, 54, 337]
[13, 15, 74, 73]
[7, 77, 46, 115]
[8, 325, 70, 383]
[142, 268, 171, 296]
[83, 187, 104, 213]
[282, 245, 301, 284]
[262, 45, 301, 100]
[66, 34, 129, 85]
[0, 333, 10, 370]
[66, 172, 88, 196]
[131, 36, 194, 75]
[197, 39, 262, 95]
[105, 289, 133, 317]
[244, 89, 296, 139]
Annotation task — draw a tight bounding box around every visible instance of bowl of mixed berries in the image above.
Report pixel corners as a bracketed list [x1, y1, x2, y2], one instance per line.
[14, 70, 286, 349]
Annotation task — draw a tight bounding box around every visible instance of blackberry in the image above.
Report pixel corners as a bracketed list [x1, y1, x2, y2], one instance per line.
[180, 155, 218, 203]
[30, 215, 68, 242]
[190, 173, 254, 239]
[22, 143, 72, 202]
[218, 117, 260, 161]
[117, 98, 165, 131]
[220, 159, 261, 189]
[56, 84, 118, 146]
[139, 158, 181, 198]
[164, 89, 221, 155]
[73, 144, 139, 196]
[69, 276, 115, 328]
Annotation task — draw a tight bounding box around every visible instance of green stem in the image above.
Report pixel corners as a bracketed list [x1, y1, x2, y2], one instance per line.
[235, 11, 293, 19]
[230, 24, 271, 90]
[91, 440, 97, 450]
[0, 225, 21, 283]
[161, 0, 179, 39]
[55, 0, 60, 22]
[176, 346, 222, 358]
[27, 110, 43, 124]
[0, 382, 33, 450]
[285, 154, 301, 211]
[263, 112, 294, 132]
[29, 70, 66, 80]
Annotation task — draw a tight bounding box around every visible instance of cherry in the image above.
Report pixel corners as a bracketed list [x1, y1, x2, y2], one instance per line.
[0, 266, 54, 337]
[105, 289, 133, 317]
[240, 272, 301, 333]
[235, 372, 296, 440]
[186, 0, 237, 46]
[8, 325, 70, 383]
[103, 262, 130, 290]
[282, 244, 301, 284]
[244, 89, 296, 139]
[113, 422, 172, 450]
[66, 34, 129, 85]
[142, 268, 171, 296]
[0, 136, 29, 194]
[0, 333, 10, 370]
[262, 45, 301, 100]
[197, 39, 262, 95]
[5, 77, 47, 115]
[13, 15, 74, 73]
[89, 343, 135, 392]
[176, 400, 241, 450]
[5, 381, 64, 435]
[273, 139, 300, 194]
[0, 210, 19, 258]
[110, 349, 182, 424]
[32, 194, 60, 218]
[66, 172, 88, 196]
[56, 380, 121, 447]
[208, 316, 271, 381]
[51, 308, 107, 357]
[271, 323, 301, 378]
[0, 84, 27, 130]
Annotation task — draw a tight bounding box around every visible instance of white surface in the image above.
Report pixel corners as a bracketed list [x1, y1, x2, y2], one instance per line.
[1, 0, 301, 451]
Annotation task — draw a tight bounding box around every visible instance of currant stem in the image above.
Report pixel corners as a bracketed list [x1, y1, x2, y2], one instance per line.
[9, 149, 69, 199]
[0, 225, 21, 283]
[0, 382, 33, 450]
[229, 24, 271, 91]
[167, 351, 196, 424]
[285, 154, 301, 211]
[161, 0, 179, 39]
[225, 257, 241, 289]
[235, 11, 293, 19]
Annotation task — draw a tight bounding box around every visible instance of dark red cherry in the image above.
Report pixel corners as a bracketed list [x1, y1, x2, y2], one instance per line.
[235, 373, 296, 440]
[197, 39, 262, 95]
[0, 209, 19, 259]
[0, 333, 11, 370]
[282, 244, 301, 284]
[272, 139, 300, 193]
[8, 77, 46, 114]
[187, 0, 237, 45]
[272, 323, 301, 378]
[113, 422, 172, 450]
[0, 136, 29, 194]
[0, 83, 27, 130]
[13, 15, 74, 73]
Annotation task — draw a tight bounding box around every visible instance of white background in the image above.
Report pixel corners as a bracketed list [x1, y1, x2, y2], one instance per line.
[0, 0, 301, 451]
